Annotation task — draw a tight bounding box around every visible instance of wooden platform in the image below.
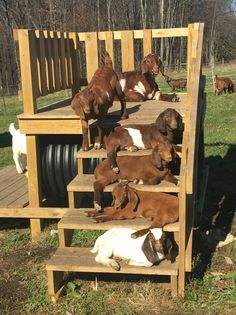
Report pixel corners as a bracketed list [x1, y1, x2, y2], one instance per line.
[58, 209, 179, 232]
[18, 95, 187, 134]
[0, 165, 28, 208]
[67, 174, 180, 193]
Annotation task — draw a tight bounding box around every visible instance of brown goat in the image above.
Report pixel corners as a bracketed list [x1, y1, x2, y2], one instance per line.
[104, 108, 183, 173]
[71, 51, 128, 151]
[87, 183, 179, 239]
[93, 140, 178, 210]
[119, 53, 164, 102]
[164, 75, 187, 91]
[215, 75, 234, 95]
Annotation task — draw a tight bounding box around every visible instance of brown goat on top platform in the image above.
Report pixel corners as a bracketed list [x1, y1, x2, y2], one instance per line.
[87, 183, 179, 239]
[164, 75, 187, 91]
[119, 53, 164, 102]
[71, 51, 128, 151]
[215, 75, 234, 95]
[93, 140, 178, 210]
[104, 108, 183, 173]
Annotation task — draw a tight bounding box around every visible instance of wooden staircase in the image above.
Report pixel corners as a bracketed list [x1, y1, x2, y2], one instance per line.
[46, 146, 182, 301]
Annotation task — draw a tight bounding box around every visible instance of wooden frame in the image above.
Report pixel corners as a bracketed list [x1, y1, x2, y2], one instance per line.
[7, 23, 207, 297]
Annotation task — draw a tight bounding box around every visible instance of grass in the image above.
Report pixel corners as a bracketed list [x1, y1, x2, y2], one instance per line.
[0, 64, 236, 314]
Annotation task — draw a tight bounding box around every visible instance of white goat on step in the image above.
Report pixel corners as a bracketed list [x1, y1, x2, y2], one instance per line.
[91, 227, 174, 270]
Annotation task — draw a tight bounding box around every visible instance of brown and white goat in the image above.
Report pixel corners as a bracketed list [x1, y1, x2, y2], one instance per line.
[215, 75, 234, 95]
[119, 53, 164, 102]
[71, 51, 128, 151]
[104, 108, 183, 173]
[93, 140, 178, 210]
[87, 183, 179, 239]
[164, 75, 187, 91]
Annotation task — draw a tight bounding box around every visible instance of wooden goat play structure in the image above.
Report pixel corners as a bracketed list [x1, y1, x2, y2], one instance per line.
[4, 23, 207, 298]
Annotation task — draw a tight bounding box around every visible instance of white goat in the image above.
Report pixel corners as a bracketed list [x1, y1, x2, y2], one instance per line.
[91, 227, 168, 270]
[9, 123, 27, 176]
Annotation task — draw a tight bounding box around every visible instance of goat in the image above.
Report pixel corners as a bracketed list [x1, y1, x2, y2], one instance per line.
[93, 140, 178, 210]
[119, 53, 164, 102]
[72, 51, 128, 151]
[104, 108, 183, 173]
[87, 182, 179, 239]
[91, 227, 175, 270]
[215, 75, 234, 95]
[156, 91, 180, 102]
[164, 75, 187, 91]
[9, 123, 27, 176]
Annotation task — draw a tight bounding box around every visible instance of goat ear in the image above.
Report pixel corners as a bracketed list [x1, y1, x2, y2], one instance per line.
[162, 233, 176, 262]
[152, 149, 162, 169]
[127, 186, 139, 211]
[141, 58, 148, 74]
[155, 112, 167, 133]
[141, 232, 156, 264]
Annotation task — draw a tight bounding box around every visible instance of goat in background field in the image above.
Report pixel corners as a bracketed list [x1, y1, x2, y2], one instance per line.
[214, 75, 234, 95]
[9, 123, 27, 176]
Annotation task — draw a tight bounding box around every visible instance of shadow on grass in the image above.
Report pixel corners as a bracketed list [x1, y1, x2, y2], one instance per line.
[0, 132, 11, 148]
[192, 144, 236, 279]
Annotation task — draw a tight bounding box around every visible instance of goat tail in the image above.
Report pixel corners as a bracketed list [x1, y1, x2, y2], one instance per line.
[9, 123, 16, 136]
[104, 51, 113, 69]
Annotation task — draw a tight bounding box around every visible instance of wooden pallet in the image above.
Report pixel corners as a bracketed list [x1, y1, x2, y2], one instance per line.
[46, 247, 179, 301]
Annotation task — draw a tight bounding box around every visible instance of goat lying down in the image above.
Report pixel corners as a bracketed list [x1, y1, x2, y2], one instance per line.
[91, 227, 174, 270]
[93, 140, 178, 210]
[87, 183, 179, 238]
[104, 108, 183, 173]
[72, 51, 128, 151]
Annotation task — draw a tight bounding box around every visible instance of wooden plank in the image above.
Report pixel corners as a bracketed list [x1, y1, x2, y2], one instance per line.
[78, 28, 189, 41]
[143, 29, 152, 56]
[26, 135, 43, 239]
[8, 193, 29, 208]
[77, 147, 152, 159]
[0, 185, 28, 206]
[51, 31, 61, 91]
[70, 33, 80, 97]
[0, 176, 27, 199]
[65, 34, 72, 87]
[44, 30, 54, 93]
[36, 30, 48, 96]
[58, 32, 67, 89]
[19, 119, 82, 134]
[67, 174, 180, 193]
[85, 32, 99, 82]
[121, 31, 134, 71]
[46, 247, 178, 275]
[0, 207, 68, 218]
[18, 29, 38, 114]
[0, 165, 17, 176]
[105, 32, 114, 66]
[58, 208, 179, 232]
[187, 24, 194, 88]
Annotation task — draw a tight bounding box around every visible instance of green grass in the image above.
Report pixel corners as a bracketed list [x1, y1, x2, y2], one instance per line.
[0, 65, 236, 314]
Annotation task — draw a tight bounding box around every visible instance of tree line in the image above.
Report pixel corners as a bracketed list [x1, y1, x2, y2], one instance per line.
[0, 0, 235, 94]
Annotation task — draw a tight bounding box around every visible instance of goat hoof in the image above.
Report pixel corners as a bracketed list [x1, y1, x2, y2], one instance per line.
[111, 261, 121, 271]
[128, 146, 138, 152]
[94, 143, 102, 150]
[121, 114, 129, 120]
[82, 146, 89, 151]
[94, 202, 102, 211]
[112, 167, 120, 174]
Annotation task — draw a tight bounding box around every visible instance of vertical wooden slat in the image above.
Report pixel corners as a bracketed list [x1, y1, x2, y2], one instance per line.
[18, 30, 38, 114]
[121, 31, 134, 71]
[143, 29, 152, 57]
[58, 32, 67, 89]
[51, 31, 61, 91]
[36, 30, 48, 96]
[187, 24, 194, 89]
[44, 30, 54, 93]
[65, 34, 72, 87]
[105, 31, 114, 66]
[85, 32, 99, 82]
[70, 32, 80, 97]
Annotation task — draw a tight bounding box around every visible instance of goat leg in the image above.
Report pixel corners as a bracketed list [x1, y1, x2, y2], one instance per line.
[164, 172, 178, 186]
[81, 119, 89, 151]
[107, 150, 120, 174]
[115, 81, 129, 119]
[94, 119, 104, 150]
[93, 178, 112, 211]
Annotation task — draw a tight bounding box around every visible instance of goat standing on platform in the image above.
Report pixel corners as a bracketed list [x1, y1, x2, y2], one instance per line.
[72, 51, 129, 151]
[91, 227, 175, 270]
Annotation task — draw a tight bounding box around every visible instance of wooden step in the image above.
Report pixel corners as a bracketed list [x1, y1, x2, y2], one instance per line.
[46, 247, 178, 276]
[67, 174, 179, 193]
[77, 147, 152, 159]
[58, 209, 179, 232]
